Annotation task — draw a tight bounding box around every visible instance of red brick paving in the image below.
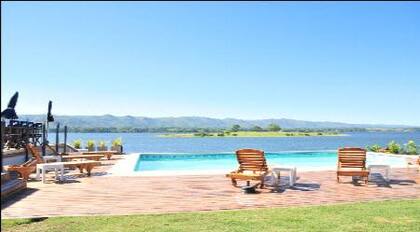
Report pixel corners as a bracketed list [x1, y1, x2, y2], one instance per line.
[1, 156, 419, 219]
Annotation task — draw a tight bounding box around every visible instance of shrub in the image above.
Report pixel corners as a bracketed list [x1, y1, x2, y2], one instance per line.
[317, 132, 323, 135]
[366, 144, 381, 152]
[231, 125, 241, 132]
[267, 123, 281, 132]
[217, 133, 225, 137]
[87, 140, 95, 150]
[112, 137, 123, 147]
[194, 132, 211, 137]
[98, 140, 107, 148]
[72, 139, 82, 149]
[387, 141, 401, 154]
[405, 140, 417, 155]
[232, 133, 238, 136]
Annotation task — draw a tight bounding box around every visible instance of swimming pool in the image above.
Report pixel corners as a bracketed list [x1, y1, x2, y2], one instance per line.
[128, 151, 408, 175]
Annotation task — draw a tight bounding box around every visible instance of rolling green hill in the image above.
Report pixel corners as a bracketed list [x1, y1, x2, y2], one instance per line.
[17, 114, 416, 130]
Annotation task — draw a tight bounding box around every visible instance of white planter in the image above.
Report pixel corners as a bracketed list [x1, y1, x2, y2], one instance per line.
[97, 146, 108, 151]
[111, 145, 123, 154]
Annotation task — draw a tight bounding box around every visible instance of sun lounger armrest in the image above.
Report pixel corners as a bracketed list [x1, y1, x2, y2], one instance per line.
[226, 170, 239, 177]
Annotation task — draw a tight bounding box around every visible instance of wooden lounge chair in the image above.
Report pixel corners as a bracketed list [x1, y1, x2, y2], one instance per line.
[6, 144, 46, 180]
[406, 156, 420, 172]
[7, 159, 38, 180]
[56, 160, 101, 176]
[226, 149, 269, 188]
[81, 151, 117, 160]
[28, 144, 101, 177]
[62, 151, 115, 160]
[337, 147, 370, 184]
[45, 144, 113, 160]
[61, 154, 104, 161]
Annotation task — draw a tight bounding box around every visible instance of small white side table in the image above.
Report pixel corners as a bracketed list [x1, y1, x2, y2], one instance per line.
[368, 165, 391, 181]
[36, 163, 64, 183]
[271, 167, 297, 187]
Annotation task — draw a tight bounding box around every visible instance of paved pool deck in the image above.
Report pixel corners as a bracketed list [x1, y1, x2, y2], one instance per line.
[1, 155, 419, 219]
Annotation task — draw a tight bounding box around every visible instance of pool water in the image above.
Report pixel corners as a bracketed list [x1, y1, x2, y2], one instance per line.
[134, 151, 408, 173]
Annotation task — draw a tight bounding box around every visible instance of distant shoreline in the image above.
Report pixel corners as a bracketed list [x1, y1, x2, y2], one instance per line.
[159, 131, 346, 138]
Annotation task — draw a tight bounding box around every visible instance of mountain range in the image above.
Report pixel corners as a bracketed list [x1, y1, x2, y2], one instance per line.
[17, 114, 416, 129]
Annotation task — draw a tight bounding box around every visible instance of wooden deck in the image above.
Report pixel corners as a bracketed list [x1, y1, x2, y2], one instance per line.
[1, 156, 419, 219]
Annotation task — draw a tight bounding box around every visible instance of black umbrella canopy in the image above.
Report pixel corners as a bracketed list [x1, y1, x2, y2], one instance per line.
[1, 92, 19, 119]
[47, 100, 54, 122]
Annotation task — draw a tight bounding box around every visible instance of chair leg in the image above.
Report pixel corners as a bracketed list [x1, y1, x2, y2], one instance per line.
[231, 178, 237, 186]
[337, 176, 340, 183]
[36, 167, 40, 180]
[42, 168, 46, 184]
[260, 179, 265, 189]
[60, 168, 64, 181]
[86, 165, 93, 176]
[22, 172, 30, 181]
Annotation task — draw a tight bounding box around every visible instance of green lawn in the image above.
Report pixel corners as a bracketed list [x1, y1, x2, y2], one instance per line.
[161, 131, 344, 138]
[2, 199, 419, 232]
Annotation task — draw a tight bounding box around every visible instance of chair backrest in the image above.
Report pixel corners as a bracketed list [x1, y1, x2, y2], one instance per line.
[236, 149, 268, 172]
[45, 143, 60, 155]
[337, 147, 367, 169]
[22, 158, 38, 167]
[26, 144, 45, 163]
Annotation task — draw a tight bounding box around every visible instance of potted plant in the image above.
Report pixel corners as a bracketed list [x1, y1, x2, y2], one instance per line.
[404, 140, 418, 155]
[387, 141, 401, 154]
[111, 137, 123, 154]
[97, 140, 108, 151]
[86, 140, 96, 152]
[72, 139, 82, 149]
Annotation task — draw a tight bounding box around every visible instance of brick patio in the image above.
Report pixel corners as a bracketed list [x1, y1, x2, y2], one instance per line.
[1, 156, 419, 219]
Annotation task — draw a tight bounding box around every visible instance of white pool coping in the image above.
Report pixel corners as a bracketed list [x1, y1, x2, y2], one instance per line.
[108, 152, 415, 177]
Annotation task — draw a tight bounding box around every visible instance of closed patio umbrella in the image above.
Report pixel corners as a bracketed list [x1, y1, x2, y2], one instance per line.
[1, 92, 19, 119]
[46, 100, 54, 140]
[47, 101, 54, 122]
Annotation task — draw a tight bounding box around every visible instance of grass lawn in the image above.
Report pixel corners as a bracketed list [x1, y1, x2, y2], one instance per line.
[2, 199, 419, 232]
[161, 131, 344, 138]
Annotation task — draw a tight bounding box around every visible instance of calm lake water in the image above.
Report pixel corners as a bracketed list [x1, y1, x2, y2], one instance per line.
[49, 132, 420, 153]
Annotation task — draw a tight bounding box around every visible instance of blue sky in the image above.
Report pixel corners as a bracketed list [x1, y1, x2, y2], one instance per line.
[2, 2, 420, 126]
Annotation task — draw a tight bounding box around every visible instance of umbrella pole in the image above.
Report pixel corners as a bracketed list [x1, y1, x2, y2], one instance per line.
[63, 126, 67, 155]
[1, 121, 5, 172]
[24, 130, 29, 161]
[42, 123, 46, 156]
[55, 123, 60, 155]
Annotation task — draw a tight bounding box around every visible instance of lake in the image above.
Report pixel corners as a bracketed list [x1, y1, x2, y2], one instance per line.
[49, 132, 420, 153]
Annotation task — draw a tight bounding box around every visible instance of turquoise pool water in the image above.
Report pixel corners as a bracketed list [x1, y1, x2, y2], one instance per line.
[134, 151, 408, 172]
